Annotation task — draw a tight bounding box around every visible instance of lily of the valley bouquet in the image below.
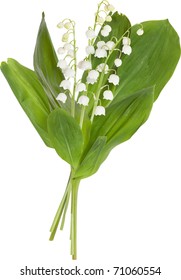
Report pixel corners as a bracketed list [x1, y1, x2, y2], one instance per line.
[1, 1, 180, 259]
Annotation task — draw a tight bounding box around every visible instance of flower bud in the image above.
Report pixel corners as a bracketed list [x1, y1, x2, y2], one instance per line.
[137, 28, 144, 36]
[114, 58, 122, 67]
[62, 33, 69, 42]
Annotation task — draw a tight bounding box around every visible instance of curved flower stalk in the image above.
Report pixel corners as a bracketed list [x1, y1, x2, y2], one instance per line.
[0, 1, 180, 259]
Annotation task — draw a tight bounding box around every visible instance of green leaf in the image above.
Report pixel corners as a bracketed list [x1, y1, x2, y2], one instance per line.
[47, 109, 84, 168]
[90, 86, 155, 159]
[111, 20, 180, 105]
[0, 58, 52, 147]
[75, 136, 107, 179]
[34, 13, 67, 110]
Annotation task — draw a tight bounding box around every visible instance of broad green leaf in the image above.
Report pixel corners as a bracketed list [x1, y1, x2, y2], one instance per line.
[111, 20, 180, 105]
[0, 58, 52, 147]
[47, 109, 84, 168]
[75, 136, 107, 179]
[90, 86, 155, 157]
[34, 13, 68, 110]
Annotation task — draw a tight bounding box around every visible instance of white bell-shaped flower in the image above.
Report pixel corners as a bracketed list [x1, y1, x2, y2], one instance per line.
[88, 70, 99, 80]
[76, 83, 86, 92]
[104, 25, 112, 33]
[60, 80, 71, 90]
[106, 15, 112, 22]
[57, 59, 68, 69]
[57, 22, 64, 28]
[86, 77, 97, 85]
[56, 93, 67, 103]
[97, 16, 104, 24]
[107, 4, 115, 12]
[95, 48, 107, 58]
[106, 41, 115, 50]
[122, 37, 131, 45]
[85, 46, 95, 55]
[62, 33, 69, 42]
[63, 43, 73, 50]
[78, 60, 92, 71]
[67, 49, 74, 58]
[94, 106, 106, 116]
[97, 63, 109, 73]
[97, 41, 105, 48]
[137, 28, 144, 36]
[57, 47, 66, 55]
[63, 68, 75, 78]
[108, 74, 120, 86]
[64, 22, 72, 30]
[86, 29, 96, 39]
[103, 90, 113, 100]
[101, 30, 109, 37]
[114, 58, 122, 67]
[77, 95, 89, 106]
[122, 45, 132, 55]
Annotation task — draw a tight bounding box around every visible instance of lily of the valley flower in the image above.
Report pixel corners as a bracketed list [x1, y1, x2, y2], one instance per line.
[76, 83, 86, 92]
[97, 63, 109, 73]
[94, 106, 106, 116]
[108, 74, 120, 85]
[77, 95, 89, 106]
[64, 22, 72, 30]
[78, 60, 92, 71]
[103, 90, 113, 100]
[137, 28, 144, 36]
[105, 15, 112, 22]
[57, 21, 64, 28]
[88, 70, 99, 80]
[122, 45, 132, 55]
[114, 58, 122, 67]
[123, 37, 131, 45]
[97, 41, 105, 48]
[63, 68, 75, 78]
[86, 45, 95, 55]
[86, 29, 96, 39]
[62, 32, 69, 42]
[57, 47, 66, 55]
[122, 36, 132, 55]
[106, 41, 115, 50]
[60, 80, 71, 90]
[86, 77, 97, 84]
[101, 25, 112, 37]
[57, 59, 68, 69]
[56, 93, 67, 103]
[95, 48, 107, 58]
[64, 43, 73, 50]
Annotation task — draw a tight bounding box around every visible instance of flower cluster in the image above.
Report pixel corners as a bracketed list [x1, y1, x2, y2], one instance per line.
[56, 0, 144, 125]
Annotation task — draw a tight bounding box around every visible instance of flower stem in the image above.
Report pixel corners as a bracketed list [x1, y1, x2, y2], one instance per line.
[70, 179, 80, 260]
[49, 169, 72, 240]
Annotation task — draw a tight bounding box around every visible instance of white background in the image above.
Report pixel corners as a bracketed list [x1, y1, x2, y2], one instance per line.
[0, 0, 180, 279]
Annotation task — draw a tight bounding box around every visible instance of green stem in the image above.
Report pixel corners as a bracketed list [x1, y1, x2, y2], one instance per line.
[79, 106, 86, 129]
[60, 179, 72, 230]
[71, 179, 80, 260]
[49, 169, 72, 240]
